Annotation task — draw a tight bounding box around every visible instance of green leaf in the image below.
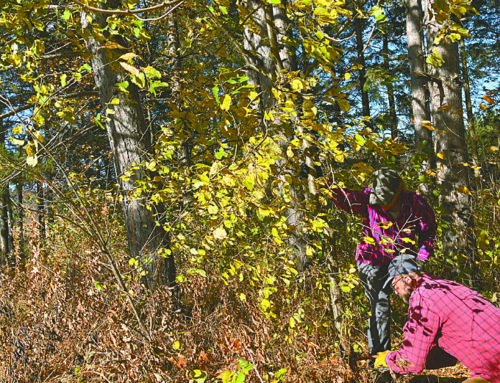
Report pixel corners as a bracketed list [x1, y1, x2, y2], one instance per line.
[9, 137, 25, 146]
[212, 85, 220, 104]
[354, 134, 365, 146]
[62, 8, 72, 22]
[143, 65, 161, 79]
[337, 98, 350, 112]
[190, 370, 207, 383]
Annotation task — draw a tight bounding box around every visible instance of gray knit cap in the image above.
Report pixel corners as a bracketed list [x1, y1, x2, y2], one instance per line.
[369, 167, 402, 205]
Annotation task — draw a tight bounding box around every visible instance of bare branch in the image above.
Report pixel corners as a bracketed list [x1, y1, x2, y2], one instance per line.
[73, 0, 184, 16]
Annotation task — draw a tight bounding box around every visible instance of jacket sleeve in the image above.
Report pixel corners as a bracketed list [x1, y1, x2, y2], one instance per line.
[386, 298, 442, 374]
[327, 182, 369, 217]
[412, 194, 437, 261]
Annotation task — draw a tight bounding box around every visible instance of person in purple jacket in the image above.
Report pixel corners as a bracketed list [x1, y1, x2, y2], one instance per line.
[375, 255, 500, 382]
[327, 167, 437, 358]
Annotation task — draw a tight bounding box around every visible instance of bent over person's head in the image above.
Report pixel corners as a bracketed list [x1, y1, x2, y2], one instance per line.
[369, 167, 403, 209]
[386, 254, 424, 299]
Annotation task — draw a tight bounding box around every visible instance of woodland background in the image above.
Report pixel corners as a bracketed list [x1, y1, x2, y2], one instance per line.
[0, 0, 498, 382]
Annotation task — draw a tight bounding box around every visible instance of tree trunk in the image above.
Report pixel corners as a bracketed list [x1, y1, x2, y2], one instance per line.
[0, 122, 11, 266]
[354, 15, 371, 128]
[459, 38, 480, 178]
[424, 2, 478, 287]
[243, 1, 313, 270]
[17, 158, 26, 264]
[405, 0, 434, 191]
[37, 181, 45, 243]
[0, 184, 10, 266]
[382, 33, 398, 139]
[81, 0, 171, 289]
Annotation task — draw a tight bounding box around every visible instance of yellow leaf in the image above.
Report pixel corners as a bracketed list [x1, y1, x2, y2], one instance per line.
[26, 154, 38, 166]
[102, 42, 127, 50]
[437, 152, 446, 159]
[213, 227, 227, 240]
[482, 95, 495, 105]
[457, 186, 472, 195]
[337, 98, 350, 112]
[221, 94, 231, 111]
[25, 145, 33, 157]
[422, 120, 435, 131]
[479, 103, 487, 110]
[291, 78, 305, 91]
[363, 236, 375, 244]
[344, 73, 351, 80]
[34, 132, 44, 143]
[217, 370, 234, 382]
[119, 61, 140, 76]
[119, 52, 137, 61]
[13, 125, 23, 134]
[487, 146, 498, 153]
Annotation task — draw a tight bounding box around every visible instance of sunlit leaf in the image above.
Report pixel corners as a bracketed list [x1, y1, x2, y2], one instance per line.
[213, 227, 227, 240]
[457, 186, 472, 195]
[437, 152, 446, 159]
[221, 94, 231, 111]
[482, 95, 495, 105]
[119, 61, 140, 76]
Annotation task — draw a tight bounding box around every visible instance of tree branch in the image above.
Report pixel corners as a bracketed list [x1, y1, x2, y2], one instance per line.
[73, 0, 184, 16]
[0, 91, 98, 120]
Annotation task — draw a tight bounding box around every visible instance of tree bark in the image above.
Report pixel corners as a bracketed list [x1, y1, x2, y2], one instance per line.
[81, 0, 172, 289]
[459, 38, 480, 178]
[0, 184, 11, 266]
[424, 1, 478, 287]
[382, 33, 398, 139]
[405, 0, 435, 194]
[37, 181, 45, 243]
[16, 154, 26, 264]
[354, 15, 371, 128]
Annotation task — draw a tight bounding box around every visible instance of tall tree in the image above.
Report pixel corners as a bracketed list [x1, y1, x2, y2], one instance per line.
[423, 0, 478, 282]
[353, 1, 372, 128]
[405, 0, 433, 165]
[80, 0, 172, 288]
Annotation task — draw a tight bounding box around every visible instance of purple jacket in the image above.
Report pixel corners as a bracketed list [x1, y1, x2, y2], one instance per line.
[386, 275, 500, 381]
[331, 187, 436, 268]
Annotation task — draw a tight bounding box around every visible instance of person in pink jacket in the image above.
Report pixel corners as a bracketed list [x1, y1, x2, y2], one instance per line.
[327, 167, 437, 358]
[375, 255, 500, 382]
